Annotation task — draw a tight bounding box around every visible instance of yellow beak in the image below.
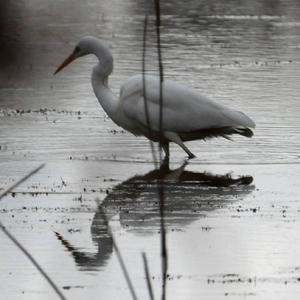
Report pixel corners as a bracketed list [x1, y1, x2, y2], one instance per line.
[54, 51, 79, 75]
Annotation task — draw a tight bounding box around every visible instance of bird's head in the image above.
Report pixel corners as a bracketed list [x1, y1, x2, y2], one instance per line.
[54, 36, 100, 75]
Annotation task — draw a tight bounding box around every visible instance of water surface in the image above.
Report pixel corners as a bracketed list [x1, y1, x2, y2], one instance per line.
[1, 0, 300, 299]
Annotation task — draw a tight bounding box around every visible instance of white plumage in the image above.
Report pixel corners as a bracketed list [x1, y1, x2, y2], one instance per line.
[55, 36, 255, 160]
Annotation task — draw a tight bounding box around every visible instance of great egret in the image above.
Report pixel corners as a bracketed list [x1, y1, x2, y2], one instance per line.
[54, 36, 255, 160]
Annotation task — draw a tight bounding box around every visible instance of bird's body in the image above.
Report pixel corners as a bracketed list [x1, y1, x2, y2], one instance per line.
[55, 36, 255, 160]
[118, 74, 254, 139]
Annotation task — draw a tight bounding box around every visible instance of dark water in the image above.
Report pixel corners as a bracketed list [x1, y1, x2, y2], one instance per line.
[1, 0, 300, 299]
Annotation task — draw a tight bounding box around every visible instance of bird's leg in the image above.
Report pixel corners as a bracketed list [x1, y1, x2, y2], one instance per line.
[160, 141, 170, 170]
[160, 156, 169, 171]
[164, 160, 188, 181]
[186, 150, 196, 160]
[181, 144, 195, 159]
[162, 141, 169, 159]
[164, 131, 196, 159]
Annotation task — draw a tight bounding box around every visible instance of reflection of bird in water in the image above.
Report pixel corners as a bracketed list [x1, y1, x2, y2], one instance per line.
[55, 206, 112, 271]
[55, 162, 254, 271]
[102, 162, 254, 228]
[54, 36, 255, 160]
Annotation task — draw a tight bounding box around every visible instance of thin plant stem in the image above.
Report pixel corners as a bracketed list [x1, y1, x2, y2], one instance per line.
[142, 252, 155, 300]
[158, 185, 167, 300]
[0, 223, 67, 300]
[0, 164, 67, 300]
[0, 164, 45, 201]
[154, 0, 164, 163]
[142, 15, 158, 168]
[101, 212, 138, 300]
[153, 1, 168, 300]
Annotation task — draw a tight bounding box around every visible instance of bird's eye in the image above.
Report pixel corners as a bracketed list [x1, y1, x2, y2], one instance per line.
[74, 46, 80, 53]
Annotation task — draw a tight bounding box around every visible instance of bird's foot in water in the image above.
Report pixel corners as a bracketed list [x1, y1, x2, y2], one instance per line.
[160, 155, 170, 171]
[188, 153, 196, 160]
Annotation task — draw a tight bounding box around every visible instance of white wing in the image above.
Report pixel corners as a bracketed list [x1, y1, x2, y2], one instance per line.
[120, 75, 255, 133]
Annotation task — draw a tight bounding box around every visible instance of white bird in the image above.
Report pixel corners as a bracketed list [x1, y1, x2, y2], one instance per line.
[54, 36, 255, 160]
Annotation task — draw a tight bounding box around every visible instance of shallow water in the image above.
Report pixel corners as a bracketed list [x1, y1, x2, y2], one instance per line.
[1, 0, 300, 299]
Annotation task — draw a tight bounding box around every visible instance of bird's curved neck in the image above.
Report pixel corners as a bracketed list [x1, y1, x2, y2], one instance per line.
[92, 61, 119, 120]
[93, 42, 113, 79]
